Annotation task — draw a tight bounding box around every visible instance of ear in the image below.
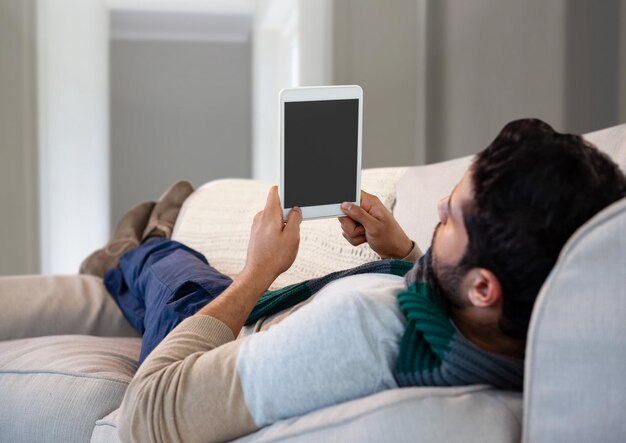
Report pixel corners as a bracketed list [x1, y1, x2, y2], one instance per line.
[465, 268, 502, 308]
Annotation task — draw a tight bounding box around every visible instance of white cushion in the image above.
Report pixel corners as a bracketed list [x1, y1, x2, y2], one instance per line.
[91, 409, 123, 443]
[172, 167, 408, 289]
[393, 155, 472, 251]
[583, 124, 626, 172]
[0, 335, 140, 443]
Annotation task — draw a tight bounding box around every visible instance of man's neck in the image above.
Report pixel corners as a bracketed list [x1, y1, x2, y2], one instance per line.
[450, 309, 526, 359]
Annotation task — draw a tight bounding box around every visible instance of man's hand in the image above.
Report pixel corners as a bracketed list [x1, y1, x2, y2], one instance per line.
[339, 190, 413, 259]
[244, 186, 302, 282]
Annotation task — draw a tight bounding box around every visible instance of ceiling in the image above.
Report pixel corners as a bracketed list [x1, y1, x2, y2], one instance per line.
[106, 0, 256, 15]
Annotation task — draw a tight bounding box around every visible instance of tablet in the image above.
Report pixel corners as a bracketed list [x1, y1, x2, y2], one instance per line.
[280, 85, 363, 221]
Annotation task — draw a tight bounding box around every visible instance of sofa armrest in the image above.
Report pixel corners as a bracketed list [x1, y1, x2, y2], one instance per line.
[523, 197, 626, 442]
[0, 274, 138, 340]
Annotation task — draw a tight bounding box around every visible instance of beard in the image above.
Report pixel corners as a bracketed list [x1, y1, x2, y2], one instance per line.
[428, 223, 471, 310]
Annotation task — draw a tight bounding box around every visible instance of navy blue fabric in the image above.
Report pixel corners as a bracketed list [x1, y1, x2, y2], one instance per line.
[104, 238, 233, 365]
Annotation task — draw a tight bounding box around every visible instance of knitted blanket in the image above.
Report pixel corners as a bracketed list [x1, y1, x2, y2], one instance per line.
[246, 249, 524, 390]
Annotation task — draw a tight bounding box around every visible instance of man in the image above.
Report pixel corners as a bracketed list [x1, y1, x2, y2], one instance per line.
[79, 119, 625, 443]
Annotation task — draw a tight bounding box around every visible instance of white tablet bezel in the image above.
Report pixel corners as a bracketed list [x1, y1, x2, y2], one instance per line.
[280, 85, 363, 221]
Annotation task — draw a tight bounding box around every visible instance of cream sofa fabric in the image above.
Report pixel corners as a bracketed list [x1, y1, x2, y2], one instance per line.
[0, 334, 140, 442]
[236, 386, 521, 443]
[393, 155, 472, 249]
[523, 197, 626, 442]
[0, 274, 137, 341]
[172, 167, 408, 289]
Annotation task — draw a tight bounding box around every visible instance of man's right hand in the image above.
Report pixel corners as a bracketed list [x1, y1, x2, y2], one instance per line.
[339, 190, 414, 259]
[245, 186, 302, 283]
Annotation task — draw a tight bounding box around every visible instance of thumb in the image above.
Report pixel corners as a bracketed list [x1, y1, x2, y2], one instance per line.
[284, 207, 302, 234]
[341, 201, 377, 229]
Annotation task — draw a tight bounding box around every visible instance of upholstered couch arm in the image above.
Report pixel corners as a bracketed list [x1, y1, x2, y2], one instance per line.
[523, 197, 626, 442]
[0, 274, 138, 341]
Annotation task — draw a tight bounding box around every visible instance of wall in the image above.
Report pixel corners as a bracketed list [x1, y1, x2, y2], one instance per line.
[0, 0, 39, 275]
[37, 0, 110, 275]
[252, 0, 334, 182]
[109, 10, 252, 224]
[333, 0, 421, 168]
[333, 0, 623, 166]
[618, 0, 626, 123]
[424, 0, 621, 162]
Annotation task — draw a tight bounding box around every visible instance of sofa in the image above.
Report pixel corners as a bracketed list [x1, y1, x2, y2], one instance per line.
[1, 124, 625, 443]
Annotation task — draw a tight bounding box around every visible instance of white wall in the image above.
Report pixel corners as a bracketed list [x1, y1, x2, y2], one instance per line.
[0, 0, 39, 275]
[37, 0, 110, 274]
[252, 0, 333, 182]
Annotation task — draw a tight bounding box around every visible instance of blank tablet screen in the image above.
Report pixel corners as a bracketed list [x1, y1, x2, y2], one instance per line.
[284, 99, 359, 208]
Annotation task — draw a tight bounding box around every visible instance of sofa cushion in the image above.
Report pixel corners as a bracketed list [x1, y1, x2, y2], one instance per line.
[91, 408, 122, 443]
[172, 167, 408, 289]
[393, 155, 473, 250]
[91, 386, 521, 443]
[0, 274, 138, 342]
[583, 123, 626, 172]
[0, 335, 140, 443]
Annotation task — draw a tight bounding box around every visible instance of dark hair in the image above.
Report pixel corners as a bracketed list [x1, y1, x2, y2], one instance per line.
[459, 119, 626, 340]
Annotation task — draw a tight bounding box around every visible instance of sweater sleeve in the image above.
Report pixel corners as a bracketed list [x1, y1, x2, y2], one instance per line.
[117, 315, 259, 443]
[400, 240, 423, 263]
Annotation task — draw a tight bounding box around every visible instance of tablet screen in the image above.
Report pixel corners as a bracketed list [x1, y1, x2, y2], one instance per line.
[284, 99, 359, 208]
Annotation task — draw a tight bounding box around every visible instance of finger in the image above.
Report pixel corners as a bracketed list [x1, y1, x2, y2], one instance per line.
[359, 190, 381, 213]
[264, 185, 282, 218]
[340, 219, 365, 238]
[344, 226, 365, 238]
[338, 215, 363, 234]
[340, 201, 378, 230]
[284, 207, 302, 234]
[342, 232, 367, 246]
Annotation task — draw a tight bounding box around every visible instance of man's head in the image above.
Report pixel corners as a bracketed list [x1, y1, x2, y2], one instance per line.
[430, 119, 626, 342]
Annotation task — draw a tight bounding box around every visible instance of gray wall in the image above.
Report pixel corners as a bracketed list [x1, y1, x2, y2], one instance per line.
[333, 0, 420, 169]
[618, 0, 626, 123]
[0, 0, 39, 275]
[334, 0, 623, 165]
[425, 0, 620, 162]
[110, 12, 251, 225]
